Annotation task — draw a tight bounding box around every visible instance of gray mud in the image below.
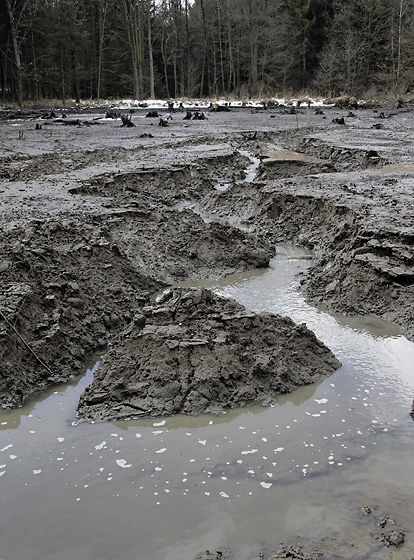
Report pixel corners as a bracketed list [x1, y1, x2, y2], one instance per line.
[77, 287, 340, 422]
[0, 104, 413, 410]
[0, 105, 412, 400]
[0, 99, 413, 560]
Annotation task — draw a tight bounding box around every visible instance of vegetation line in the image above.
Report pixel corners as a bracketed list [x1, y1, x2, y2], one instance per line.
[1, 0, 413, 106]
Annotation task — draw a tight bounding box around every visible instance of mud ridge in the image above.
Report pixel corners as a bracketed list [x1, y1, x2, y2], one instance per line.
[1, 106, 413, 411]
[76, 287, 341, 422]
[197, 159, 414, 340]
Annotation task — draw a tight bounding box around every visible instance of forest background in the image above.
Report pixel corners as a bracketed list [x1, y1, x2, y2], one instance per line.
[2, 0, 414, 107]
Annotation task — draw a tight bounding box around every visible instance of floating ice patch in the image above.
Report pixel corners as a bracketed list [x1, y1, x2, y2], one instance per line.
[260, 482, 272, 489]
[153, 420, 166, 427]
[116, 459, 132, 468]
[156, 448, 166, 454]
[95, 441, 107, 451]
[241, 449, 258, 455]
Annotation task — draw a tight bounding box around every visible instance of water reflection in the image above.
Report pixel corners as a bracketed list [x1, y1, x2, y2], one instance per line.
[1, 244, 413, 560]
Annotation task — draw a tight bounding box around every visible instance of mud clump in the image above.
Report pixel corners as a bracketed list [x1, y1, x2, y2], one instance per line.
[76, 287, 341, 422]
[0, 208, 272, 408]
[0, 220, 161, 407]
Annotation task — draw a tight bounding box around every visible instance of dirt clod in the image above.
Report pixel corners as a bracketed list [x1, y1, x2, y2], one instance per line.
[76, 287, 340, 421]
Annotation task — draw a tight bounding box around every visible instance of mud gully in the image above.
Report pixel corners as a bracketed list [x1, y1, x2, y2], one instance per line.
[0, 103, 413, 560]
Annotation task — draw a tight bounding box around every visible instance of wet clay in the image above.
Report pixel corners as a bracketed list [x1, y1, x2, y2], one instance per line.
[76, 287, 341, 422]
[0, 104, 413, 412]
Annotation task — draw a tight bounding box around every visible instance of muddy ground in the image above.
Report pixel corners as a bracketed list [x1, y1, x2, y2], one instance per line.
[1, 102, 413, 411]
[0, 101, 413, 558]
[76, 287, 341, 422]
[1, 103, 413, 407]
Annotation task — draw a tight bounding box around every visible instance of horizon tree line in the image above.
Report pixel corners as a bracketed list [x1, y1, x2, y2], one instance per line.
[1, 0, 414, 106]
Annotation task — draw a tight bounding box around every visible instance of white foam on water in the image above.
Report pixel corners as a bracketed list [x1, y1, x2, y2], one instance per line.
[116, 459, 132, 468]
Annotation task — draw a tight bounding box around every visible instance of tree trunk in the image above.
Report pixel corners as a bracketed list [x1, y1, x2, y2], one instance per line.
[97, 0, 107, 102]
[148, 1, 155, 99]
[226, 0, 235, 91]
[5, 0, 23, 107]
[123, 0, 144, 99]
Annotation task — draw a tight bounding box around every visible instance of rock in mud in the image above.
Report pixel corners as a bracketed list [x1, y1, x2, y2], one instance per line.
[76, 287, 341, 422]
[193, 550, 231, 560]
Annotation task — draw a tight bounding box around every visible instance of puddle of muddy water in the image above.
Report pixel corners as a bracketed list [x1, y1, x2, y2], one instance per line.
[1, 245, 414, 560]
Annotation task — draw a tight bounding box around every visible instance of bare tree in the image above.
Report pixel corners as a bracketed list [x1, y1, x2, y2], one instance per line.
[5, 0, 32, 106]
[122, 0, 145, 99]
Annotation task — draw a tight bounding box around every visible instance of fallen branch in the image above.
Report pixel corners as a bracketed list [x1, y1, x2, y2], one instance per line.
[0, 308, 54, 378]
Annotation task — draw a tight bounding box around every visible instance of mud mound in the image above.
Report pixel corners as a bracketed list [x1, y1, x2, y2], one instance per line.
[76, 288, 341, 422]
[196, 171, 414, 340]
[0, 206, 273, 407]
[0, 220, 161, 407]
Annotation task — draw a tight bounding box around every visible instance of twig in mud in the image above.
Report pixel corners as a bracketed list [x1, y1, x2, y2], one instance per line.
[0, 307, 54, 378]
[241, 131, 257, 141]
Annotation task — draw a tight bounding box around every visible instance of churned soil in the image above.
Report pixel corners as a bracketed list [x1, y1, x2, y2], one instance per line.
[76, 287, 340, 422]
[0, 101, 413, 413]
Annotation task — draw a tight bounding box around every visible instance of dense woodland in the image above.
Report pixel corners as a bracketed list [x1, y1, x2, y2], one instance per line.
[1, 0, 414, 106]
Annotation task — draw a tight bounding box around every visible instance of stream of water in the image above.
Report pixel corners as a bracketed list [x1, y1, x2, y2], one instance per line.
[1, 245, 413, 560]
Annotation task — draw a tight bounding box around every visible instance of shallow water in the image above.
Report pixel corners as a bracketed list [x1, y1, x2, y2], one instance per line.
[1, 245, 413, 560]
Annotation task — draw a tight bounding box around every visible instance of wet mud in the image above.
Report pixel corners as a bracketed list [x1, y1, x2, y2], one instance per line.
[1, 103, 414, 558]
[76, 287, 340, 422]
[1, 103, 413, 408]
